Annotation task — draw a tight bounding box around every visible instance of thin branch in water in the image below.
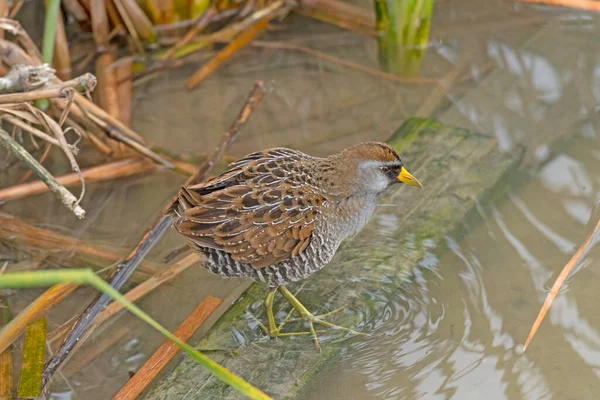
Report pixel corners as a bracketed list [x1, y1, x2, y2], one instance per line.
[0, 127, 85, 218]
[523, 218, 600, 351]
[186, 17, 271, 89]
[0, 157, 156, 202]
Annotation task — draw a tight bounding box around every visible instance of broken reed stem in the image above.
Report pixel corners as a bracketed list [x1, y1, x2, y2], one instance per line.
[113, 296, 222, 400]
[0, 157, 156, 201]
[42, 81, 268, 387]
[48, 253, 202, 348]
[523, 218, 600, 351]
[17, 318, 47, 399]
[52, 6, 71, 80]
[115, 59, 132, 126]
[186, 15, 271, 89]
[0, 127, 85, 218]
[0, 73, 96, 104]
[507, 0, 600, 11]
[0, 286, 73, 356]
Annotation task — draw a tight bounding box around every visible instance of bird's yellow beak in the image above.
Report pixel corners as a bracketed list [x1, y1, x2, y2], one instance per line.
[397, 167, 423, 188]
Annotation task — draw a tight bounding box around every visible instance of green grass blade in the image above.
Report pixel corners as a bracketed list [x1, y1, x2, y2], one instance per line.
[36, 0, 61, 111]
[0, 269, 272, 400]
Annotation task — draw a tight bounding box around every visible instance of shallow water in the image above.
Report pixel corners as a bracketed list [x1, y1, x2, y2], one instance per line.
[2, 0, 600, 398]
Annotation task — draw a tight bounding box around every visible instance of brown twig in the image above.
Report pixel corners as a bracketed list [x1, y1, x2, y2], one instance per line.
[0, 157, 156, 202]
[186, 18, 269, 89]
[112, 296, 222, 400]
[42, 81, 267, 388]
[523, 218, 600, 351]
[507, 0, 600, 11]
[53, 7, 72, 80]
[115, 58, 132, 126]
[160, 7, 217, 61]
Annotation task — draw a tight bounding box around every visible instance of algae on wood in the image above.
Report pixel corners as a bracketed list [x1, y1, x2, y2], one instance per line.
[144, 117, 521, 400]
[0, 295, 13, 400]
[17, 318, 47, 399]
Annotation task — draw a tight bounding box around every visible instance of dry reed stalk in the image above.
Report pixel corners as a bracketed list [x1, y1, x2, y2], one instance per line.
[0, 212, 162, 277]
[146, 0, 174, 25]
[0, 286, 75, 355]
[0, 0, 7, 41]
[96, 51, 120, 120]
[115, 0, 157, 42]
[0, 157, 156, 202]
[16, 318, 47, 398]
[508, 0, 600, 11]
[48, 253, 202, 349]
[105, 0, 124, 34]
[112, 296, 223, 400]
[186, 18, 269, 89]
[53, 8, 72, 80]
[160, 7, 217, 61]
[115, 58, 132, 126]
[7, 0, 21, 18]
[91, 0, 110, 46]
[523, 218, 600, 351]
[61, 0, 89, 23]
[62, 326, 131, 375]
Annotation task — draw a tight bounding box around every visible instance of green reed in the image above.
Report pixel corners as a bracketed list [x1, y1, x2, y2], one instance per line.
[374, 0, 434, 77]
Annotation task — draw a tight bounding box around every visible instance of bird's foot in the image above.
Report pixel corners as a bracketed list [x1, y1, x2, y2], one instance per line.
[277, 286, 367, 351]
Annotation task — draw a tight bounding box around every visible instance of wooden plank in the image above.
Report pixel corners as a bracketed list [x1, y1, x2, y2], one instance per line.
[143, 117, 522, 399]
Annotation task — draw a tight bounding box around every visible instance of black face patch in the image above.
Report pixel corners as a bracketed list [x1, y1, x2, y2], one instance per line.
[379, 164, 402, 184]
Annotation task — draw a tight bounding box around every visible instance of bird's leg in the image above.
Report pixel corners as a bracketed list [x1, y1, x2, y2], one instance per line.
[277, 286, 366, 351]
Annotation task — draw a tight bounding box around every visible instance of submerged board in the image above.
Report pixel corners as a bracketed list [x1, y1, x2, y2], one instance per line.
[143, 117, 522, 399]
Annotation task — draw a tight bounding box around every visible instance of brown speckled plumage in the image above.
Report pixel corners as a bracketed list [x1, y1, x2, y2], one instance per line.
[173, 142, 421, 289]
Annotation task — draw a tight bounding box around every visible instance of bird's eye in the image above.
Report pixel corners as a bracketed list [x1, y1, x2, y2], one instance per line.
[379, 166, 390, 172]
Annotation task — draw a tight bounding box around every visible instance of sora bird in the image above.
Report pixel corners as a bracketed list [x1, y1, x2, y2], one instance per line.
[172, 142, 422, 349]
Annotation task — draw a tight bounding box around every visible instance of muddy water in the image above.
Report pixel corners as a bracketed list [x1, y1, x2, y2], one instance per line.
[2, 0, 599, 399]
